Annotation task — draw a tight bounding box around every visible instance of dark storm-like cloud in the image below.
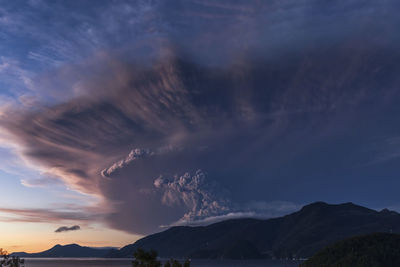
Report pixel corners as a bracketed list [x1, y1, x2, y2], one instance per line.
[2, 0, 400, 235]
[55, 225, 81, 233]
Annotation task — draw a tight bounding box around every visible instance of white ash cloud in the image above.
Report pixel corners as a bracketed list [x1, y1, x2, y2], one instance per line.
[154, 169, 231, 222]
[167, 201, 302, 227]
[101, 146, 182, 178]
[101, 148, 154, 178]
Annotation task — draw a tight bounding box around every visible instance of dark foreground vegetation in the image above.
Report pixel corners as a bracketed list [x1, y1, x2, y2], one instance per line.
[301, 233, 400, 267]
[133, 248, 190, 267]
[0, 249, 24, 267]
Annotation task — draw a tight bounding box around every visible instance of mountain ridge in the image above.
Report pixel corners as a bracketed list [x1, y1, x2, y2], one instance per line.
[11, 244, 116, 258]
[11, 202, 400, 259]
[109, 201, 400, 259]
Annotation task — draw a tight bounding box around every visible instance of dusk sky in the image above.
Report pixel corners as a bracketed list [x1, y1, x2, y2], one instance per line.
[1, 0, 400, 253]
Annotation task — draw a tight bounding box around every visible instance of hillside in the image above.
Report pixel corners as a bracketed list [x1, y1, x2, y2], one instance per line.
[109, 202, 400, 259]
[301, 233, 400, 267]
[11, 202, 400, 259]
[11, 244, 114, 258]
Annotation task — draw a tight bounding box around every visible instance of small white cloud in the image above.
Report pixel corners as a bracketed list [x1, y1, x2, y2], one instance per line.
[21, 175, 64, 188]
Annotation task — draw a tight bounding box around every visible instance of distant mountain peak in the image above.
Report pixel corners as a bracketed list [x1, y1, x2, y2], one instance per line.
[66, 243, 81, 247]
[299, 201, 373, 213]
[380, 208, 398, 215]
[297, 201, 331, 213]
[52, 243, 81, 248]
[302, 201, 328, 208]
[11, 243, 113, 258]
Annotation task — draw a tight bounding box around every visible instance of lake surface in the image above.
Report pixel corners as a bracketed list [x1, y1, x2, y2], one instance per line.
[24, 258, 303, 267]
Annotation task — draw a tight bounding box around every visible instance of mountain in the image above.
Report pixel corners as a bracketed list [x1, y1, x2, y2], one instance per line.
[108, 202, 400, 259]
[11, 244, 115, 258]
[11, 202, 400, 259]
[301, 232, 400, 267]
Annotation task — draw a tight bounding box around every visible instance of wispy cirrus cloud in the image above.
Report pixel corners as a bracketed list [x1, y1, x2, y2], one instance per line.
[366, 136, 400, 165]
[20, 175, 64, 188]
[0, 206, 101, 224]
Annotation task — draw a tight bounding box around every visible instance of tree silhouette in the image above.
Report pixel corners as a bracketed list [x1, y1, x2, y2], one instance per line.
[163, 258, 191, 267]
[132, 248, 161, 267]
[0, 249, 24, 267]
[132, 248, 190, 267]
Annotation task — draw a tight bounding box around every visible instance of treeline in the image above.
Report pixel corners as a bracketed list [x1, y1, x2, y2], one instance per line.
[133, 248, 190, 267]
[301, 233, 400, 267]
[0, 249, 24, 267]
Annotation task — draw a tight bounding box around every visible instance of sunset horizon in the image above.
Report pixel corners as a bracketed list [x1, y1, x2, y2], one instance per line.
[1, 1, 400, 266]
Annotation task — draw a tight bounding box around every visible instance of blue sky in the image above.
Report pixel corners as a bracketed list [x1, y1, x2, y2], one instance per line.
[1, 0, 400, 252]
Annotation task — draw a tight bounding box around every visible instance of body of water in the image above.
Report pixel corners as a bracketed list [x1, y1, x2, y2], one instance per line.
[24, 258, 303, 267]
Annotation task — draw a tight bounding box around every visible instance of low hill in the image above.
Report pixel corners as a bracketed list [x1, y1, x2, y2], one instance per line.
[108, 202, 400, 259]
[301, 233, 400, 267]
[11, 244, 114, 258]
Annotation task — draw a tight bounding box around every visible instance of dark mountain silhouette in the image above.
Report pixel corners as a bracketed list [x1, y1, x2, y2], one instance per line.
[11, 244, 114, 258]
[301, 233, 400, 267]
[108, 202, 400, 259]
[11, 202, 400, 259]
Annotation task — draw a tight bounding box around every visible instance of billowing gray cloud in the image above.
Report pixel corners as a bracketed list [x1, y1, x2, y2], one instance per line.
[2, 0, 400, 235]
[154, 169, 231, 223]
[102, 148, 154, 178]
[3, 46, 400, 234]
[55, 225, 81, 233]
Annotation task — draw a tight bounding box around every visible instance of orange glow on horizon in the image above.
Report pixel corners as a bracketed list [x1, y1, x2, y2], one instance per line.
[0, 222, 142, 254]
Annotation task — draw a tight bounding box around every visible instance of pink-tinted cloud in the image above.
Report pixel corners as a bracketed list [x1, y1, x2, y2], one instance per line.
[2, 0, 400, 236]
[0, 207, 102, 224]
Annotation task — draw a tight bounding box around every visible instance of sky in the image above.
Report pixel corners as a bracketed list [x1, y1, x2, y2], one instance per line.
[1, 0, 400, 253]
